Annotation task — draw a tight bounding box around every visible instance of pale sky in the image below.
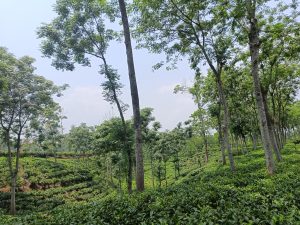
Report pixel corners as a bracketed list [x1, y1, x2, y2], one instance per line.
[0, 0, 197, 131]
[1, 1, 298, 132]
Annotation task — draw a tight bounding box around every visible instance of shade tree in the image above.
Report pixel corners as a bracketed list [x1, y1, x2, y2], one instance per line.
[0, 47, 66, 215]
[133, 0, 238, 171]
[38, 0, 144, 192]
[67, 123, 94, 156]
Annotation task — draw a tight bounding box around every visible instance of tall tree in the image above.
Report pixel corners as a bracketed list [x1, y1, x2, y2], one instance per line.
[92, 117, 134, 189]
[231, 0, 300, 174]
[134, 0, 236, 171]
[0, 47, 65, 215]
[140, 108, 161, 187]
[259, 10, 300, 155]
[118, 0, 144, 191]
[175, 73, 212, 163]
[37, 0, 135, 192]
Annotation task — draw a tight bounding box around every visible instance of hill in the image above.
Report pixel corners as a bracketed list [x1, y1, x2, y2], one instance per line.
[0, 142, 299, 225]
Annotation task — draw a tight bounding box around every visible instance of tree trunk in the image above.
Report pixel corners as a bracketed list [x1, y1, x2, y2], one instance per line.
[204, 133, 209, 163]
[242, 135, 248, 154]
[102, 57, 133, 193]
[216, 74, 235, 171]
[268, 121, 282, 161]
[10, 175, 16, 215]
[217, 103, 226, 165]
[5, 130, 17, 215]
[248, 5, 275, 174]
[118, 0, 144, 192]
[261, 91, 282, 161]
[9, 132, 22, 215]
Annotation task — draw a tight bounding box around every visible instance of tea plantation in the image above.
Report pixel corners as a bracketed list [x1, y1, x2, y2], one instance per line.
[0, 143, 299, 225]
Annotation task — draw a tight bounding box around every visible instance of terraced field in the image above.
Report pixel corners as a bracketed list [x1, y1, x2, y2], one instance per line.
[0, 143, 299, 224]
[0, 157, 108, 214]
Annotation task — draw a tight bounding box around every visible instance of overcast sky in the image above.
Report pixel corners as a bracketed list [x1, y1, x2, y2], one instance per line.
[0, 0, 197, 132]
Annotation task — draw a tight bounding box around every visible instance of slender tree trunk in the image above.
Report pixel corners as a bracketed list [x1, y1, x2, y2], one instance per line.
[118, 0, 144, 191]
[217, 104, 226, 165]
[276, 128, 282, 148]
[248, 3, 275, 174]
[10, 175, 16, 215]
[242, 135, 248, 154]
[280, 127, 286, 148]
[9, 132, 21, 215]
[102, 57, 133, 193]
[5, 130, 16, 215]
[216, 74, 235, 171]
[262, 90, 282, 161]
[204, 133, 209, 163]
[270, 91, 281, 149]
[268, 122, 282, 161]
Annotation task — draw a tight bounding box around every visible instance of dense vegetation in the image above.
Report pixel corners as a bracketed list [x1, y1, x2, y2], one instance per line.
[1, 0, 300, 224]
[0, 142, 299, 224]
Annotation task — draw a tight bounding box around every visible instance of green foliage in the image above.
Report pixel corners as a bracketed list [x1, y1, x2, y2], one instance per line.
[1, 144, 299, 224]
[0, 157, 110, 214]
[93, 118, 133, 155]
[67, 123, 94, 154]
[133, 0, 235, 71]
[1, 0, 300, 222]
[37, 0, 117, 71]
[287, 101, 300, 132]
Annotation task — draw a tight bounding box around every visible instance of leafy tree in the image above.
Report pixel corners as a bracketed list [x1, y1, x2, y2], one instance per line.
[118, 0, 144, 191]
[153, 132, 170, 188]
[133, 0, 236, 171]
[37, 0, 142, 192]
[259, 13, 300, 155]
[26, 104, 66, 159]
[287, 101, 300, 135]
[231, 0, 299, 174]
[140, 108, 162, 187]
[224, 66, 258, 153]
[92, 118, 134, 190]
[175, 73, 213, 163]
[0, 47, 65, 215]
[67, 123, 94, 156]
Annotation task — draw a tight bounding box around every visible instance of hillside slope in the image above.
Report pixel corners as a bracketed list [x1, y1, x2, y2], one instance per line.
[1, 143, 299, 225]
